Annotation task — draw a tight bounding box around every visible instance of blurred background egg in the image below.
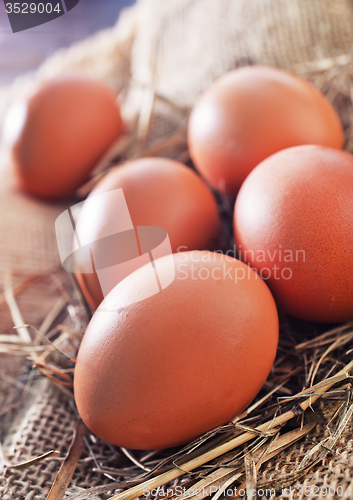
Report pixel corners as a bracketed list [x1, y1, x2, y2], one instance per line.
[234, 145, 353, 323]
[188, 66, 344, 196]
[3, 74, 123, 200]
[74, 251, 279, 450]
[75, 157, 220, 309]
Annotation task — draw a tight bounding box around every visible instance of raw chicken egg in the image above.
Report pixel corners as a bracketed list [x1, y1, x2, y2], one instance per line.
[234, 145, 353, 323]
[74, 251, 279, 450]
[188, 66, 344, 196]
[75, 157, 220, 309]
[4, 74, 123, 200]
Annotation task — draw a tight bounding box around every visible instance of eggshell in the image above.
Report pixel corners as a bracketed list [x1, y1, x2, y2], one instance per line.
[75, 157, 220, 309]
[5, 74, 123, 200]
[188, 66, 344, 196]
[234, 145, 353, 323]
[74, 251, 279, 450]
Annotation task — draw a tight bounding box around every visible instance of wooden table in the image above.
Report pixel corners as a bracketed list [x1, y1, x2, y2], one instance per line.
[0, 0, 135, 86]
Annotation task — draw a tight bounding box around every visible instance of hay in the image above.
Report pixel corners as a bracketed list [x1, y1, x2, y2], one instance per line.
[1, 269, 353, 499]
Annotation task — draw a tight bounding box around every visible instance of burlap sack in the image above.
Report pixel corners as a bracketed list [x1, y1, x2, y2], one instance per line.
[1, 0, 353, 498]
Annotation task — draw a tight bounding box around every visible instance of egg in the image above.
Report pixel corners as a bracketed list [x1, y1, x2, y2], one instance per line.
[74, 251, 279, 450]
[75, 157, 220, 309]
[188, 66, 344, 196]
[4, 74, 123, 200]
[234, 145, 353, 323]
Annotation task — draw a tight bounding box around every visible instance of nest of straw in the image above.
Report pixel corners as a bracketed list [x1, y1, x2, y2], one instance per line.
[1, 55, 353, 500]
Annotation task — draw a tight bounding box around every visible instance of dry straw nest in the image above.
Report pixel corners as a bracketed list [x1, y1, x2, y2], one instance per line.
[1, 54, 353, 500]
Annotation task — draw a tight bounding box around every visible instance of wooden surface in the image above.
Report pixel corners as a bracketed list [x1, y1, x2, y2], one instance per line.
[0, 0, 135, 86]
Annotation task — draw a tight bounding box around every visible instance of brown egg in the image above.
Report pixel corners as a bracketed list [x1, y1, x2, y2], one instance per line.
[234, 145, 353, 323]
[75, 157, 220, 309]
[188, 66, 344, 196]
[4, 74, 123, 200]
[74, 251, 279, 450]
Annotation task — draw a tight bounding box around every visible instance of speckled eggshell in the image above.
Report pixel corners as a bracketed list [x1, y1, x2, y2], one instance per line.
[234, 145, 353, 323]
[74, 251, 279, 450]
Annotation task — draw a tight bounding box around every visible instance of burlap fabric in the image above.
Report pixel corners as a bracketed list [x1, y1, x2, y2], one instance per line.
[1, 0, 353, 498]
